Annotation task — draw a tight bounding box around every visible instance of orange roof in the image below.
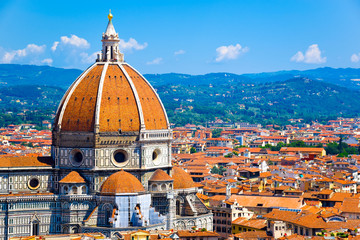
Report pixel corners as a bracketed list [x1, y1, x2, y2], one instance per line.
[233, 231, 269, 239]
[55, 63, 168, 133]
[228, 195, 303, 209]
[171, 167, 196, 189]
[123, 64, 168, 130]
[176, 230, 220, 237]
[149, 169, 173, 182]
[99, 64, 140, 132]
[232, 217, 267, 230]
[280, 147, 324, 153]
[0, 156, 53, 168]
[59, 65, 104, 131]
[264, 209, 360, 229]
[59, 171, 86, 184]
[100, 170, 145, 195]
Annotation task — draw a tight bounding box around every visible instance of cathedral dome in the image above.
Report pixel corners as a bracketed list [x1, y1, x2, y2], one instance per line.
[53, 14, 169, 134]
[100, 170, 145, 195]
[171, 167, 196, 189]
[149, 169, 173, 182]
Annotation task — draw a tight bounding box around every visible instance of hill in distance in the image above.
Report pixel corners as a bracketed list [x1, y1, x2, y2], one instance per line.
[0, 64, 360, 126]
[1, 64, 360, 90]
[0, 64, 82, 89]
[158, 77, 360, 125]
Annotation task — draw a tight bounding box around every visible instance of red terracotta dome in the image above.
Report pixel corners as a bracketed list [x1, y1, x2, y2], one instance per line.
[149, 169, 173, 182]
[100, 170, 145, 195]
[171, 167, 196, 189]
[54, 63, 169, 133]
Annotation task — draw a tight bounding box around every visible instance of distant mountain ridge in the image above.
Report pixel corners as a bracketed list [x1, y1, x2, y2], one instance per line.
[0, 64, 82, 88]
[0, 64, 360, 126]
[144, 67, 360, 90]
[1, 64, 360, 90]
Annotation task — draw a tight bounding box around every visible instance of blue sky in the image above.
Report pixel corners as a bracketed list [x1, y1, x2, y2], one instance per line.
[0, 0, 360, 74]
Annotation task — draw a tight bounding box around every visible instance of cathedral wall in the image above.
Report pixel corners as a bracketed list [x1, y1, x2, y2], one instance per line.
[0, 199, 62, 239]
[95, 145, 140, 169]
[0, 170, 54, 194]
[173, 214, 213, 231]
[55, 147, 94, 169]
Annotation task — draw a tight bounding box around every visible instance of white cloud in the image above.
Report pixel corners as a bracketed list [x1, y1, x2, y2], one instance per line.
[1, 44, 46, 63]
[351, 53, 360, 63]
[215, 44, 248, 62]
[51, 35, 89, 52]
[291, 51, 304, 62]
[291, 44, 326, 64]
[80, 51, 100, 64]
[41, 58, 53, 65]
[174, 49, 185, 55]
[119, 38, 148, 51]
[146, 57, 162, 65]
[60, 35, 90, 48]
[51, 41, 59, 51]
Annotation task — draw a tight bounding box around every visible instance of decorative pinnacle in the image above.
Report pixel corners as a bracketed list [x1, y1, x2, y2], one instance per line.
[108, 10, 113, 21]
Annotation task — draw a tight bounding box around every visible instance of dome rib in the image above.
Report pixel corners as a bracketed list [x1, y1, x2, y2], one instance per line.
[55, 63, 98, 129]
[54, 63, 169, 133]
[58, 64, 104, 131]
[99, 64, 141, 132]
[118, 63, 145, 130]
[124, 63, 169, 129]
[94, 62, 109, 131]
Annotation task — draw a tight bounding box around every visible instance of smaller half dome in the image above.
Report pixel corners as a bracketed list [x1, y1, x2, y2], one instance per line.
[59, 171, 86, 184]
[100, 170, 145, 195]
[171, 167, 196, 189]
[149, 169, 173, 182]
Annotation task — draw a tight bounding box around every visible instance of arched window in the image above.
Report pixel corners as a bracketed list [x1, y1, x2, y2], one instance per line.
[63, 186, 68, 194]
[32, 221, 39, 236]
[176, 200, 181, 216]
[81, 186, 86, 194]
[161, 184, 167, 191]
[104, 206, 112, 226]
[151, 184, 157, 192]
[72, 226, 79, 234]
[72, 186, 77, 195]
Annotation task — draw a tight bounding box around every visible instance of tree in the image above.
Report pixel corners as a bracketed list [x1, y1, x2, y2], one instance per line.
[190, 147, 196, 154]
[270, 142, 285, 151]
[325, 142, 340, 155]
[263, 144, 272, 149]
[210, 166, 226, 175]
[212, 128, 223, 138]
[289, 140, 307, 147]
[325, 141, 359, 156]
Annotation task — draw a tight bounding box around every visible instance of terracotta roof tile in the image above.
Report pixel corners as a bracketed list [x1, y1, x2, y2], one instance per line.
[59, 171, 86, 184]
[171, 167, 196, 189]
[100, 170, 145, 195]
[149, 169, 173, 182]
[0, 156, 53, 168]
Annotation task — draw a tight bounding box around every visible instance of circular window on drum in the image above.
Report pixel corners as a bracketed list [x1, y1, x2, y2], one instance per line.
[28, 177, 40, 190]
[112, 149, 129, 167]
[70, 149, 84, 166]
[152, 148, 161, 165]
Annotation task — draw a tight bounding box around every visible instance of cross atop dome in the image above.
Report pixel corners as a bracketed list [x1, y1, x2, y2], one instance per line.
[97, 10, 124, 62]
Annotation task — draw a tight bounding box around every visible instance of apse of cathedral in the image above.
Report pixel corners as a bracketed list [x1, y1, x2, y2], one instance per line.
[0, 12, 212, 239]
